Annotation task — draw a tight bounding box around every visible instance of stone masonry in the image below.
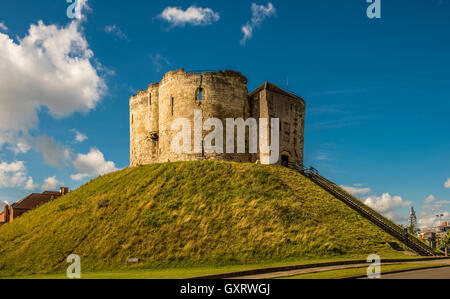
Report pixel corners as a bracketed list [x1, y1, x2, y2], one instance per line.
[130, 69, 305, 167]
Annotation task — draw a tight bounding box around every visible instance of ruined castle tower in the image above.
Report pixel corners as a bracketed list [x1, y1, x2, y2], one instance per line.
[130, 69, 305, 167]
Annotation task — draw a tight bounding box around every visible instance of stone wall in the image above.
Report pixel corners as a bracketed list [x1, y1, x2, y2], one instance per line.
[249, 83, 306, 166]
[130, 69, 305, 167]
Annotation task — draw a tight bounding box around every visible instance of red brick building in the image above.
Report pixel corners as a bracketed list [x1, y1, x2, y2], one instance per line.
[0, 187, 69, 225]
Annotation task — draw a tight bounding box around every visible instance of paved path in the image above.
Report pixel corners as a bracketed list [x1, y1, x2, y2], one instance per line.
[377, 266, 450, 279]
[235, 263, 371, 279]
[236, 259, 450, 279]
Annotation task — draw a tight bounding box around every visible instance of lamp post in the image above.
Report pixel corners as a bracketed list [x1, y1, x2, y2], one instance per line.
[436, 214, 445, 249]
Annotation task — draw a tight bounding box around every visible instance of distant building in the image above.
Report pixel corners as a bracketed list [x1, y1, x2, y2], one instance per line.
[419, 222, 449, 247]
[0, 187, 69, 225]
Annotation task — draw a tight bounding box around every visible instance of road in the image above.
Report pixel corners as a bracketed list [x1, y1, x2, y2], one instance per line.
[378, 266, 450, 279]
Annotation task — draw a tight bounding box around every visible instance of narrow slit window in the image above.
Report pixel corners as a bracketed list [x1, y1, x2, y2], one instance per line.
[148, 94, 152, 106]
[171, 97, 174, 115]
[199, 88, 203, 102]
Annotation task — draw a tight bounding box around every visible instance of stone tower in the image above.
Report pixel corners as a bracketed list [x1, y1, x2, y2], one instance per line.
[130, 69, 305, 167]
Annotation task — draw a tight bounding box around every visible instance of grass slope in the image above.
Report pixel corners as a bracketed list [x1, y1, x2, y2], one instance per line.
[0, 161, 402, 277]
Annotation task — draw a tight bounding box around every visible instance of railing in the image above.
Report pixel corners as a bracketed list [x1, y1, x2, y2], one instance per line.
[284, 162, 438, 256]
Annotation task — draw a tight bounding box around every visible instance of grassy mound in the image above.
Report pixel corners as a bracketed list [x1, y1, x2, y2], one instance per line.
[0, 161, 401, 276]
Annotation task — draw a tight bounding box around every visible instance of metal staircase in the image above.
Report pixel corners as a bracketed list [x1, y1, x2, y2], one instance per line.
[287, 163, 438, 256]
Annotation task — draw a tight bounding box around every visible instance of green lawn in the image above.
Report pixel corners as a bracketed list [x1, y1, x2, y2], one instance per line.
[4, 255, 420, 279]
[281, 263, 445, 279]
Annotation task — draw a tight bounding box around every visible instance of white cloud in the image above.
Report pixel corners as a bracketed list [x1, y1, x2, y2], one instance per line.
[363, 193, 411, 217]
[25, 177, 38, 191]
[70, 173, 92, 181]
[418, 194, 449, 228]
[41, 176, 64, 191]
[1, 132, 31, 154]
[419, 211, 449, 229]
[341, 185, 372, 196]
[10, 141, 31, 154]
[0, 22, 7, 31]
[425, 195, 436, 204]
[159, 6, 220, 28]
[0, 20, 105, 143]
[34, 135, 71, 168]
[71, 129, 88, 143]
[72, 148, 118, 178]
[104, 25, 128, 40]
[0, 161, 28, 188]
[445, 178, 450, 189]
[384, 212, 409, 224]
[240, 2, 276, 45]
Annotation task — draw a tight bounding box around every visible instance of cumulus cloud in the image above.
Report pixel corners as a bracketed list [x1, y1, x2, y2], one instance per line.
[72, 148, 118, 180]
[445, 178, 450, 189]
[363, 193, 411, 223]
[0, 20, 105, 145]
[0, 132, 32, 154]
[41, 176, 64, 191]
[0, 22, 7, 31]
[10, 141, 31, 154]
[241, 2, 276, 45]
[70, 173, 92, 181]
[33, 135, 72, 168]
[71, 129, 88, 143]
[104, 25, 128, 40]
[418, 194, 449, 228]
[341, 185, 372, 196]
[158, 6, 220, 28]
[419, 211, 449, 229]
[0, 161, 30, 188]
[25, 177, 38, 191]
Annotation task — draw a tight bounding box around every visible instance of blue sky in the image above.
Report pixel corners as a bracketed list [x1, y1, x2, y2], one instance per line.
[0, 0, 449, 227]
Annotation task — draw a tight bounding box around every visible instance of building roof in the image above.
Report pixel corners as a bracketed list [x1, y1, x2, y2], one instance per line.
[249, 82, 305, 105]
[11, 192, 61, 210]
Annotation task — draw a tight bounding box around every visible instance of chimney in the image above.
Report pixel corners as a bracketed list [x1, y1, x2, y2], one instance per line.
[3, 205, 9, 223]
[60, 187, 69, 196]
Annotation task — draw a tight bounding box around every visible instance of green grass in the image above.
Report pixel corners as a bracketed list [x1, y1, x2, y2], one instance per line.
[0, 161, 406, 278]
[5, 255, 418, 279]
[282, 263, 445, 279]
